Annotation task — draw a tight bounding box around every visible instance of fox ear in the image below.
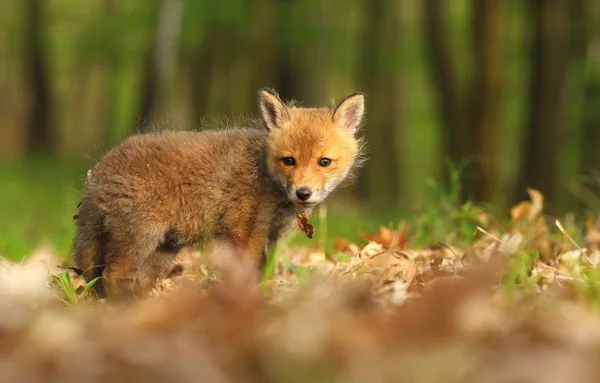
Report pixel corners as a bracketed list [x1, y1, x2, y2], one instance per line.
[259, 88, 290, 131]
[332, 92, 365, 134]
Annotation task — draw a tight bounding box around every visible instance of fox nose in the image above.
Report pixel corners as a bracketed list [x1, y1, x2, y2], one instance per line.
[296, 187, 312, 201]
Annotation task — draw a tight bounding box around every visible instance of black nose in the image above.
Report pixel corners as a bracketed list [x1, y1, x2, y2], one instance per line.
[296, 187, 312, 201]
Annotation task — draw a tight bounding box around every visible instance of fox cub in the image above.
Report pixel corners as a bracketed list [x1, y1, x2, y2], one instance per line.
[74, 88, 366, 297]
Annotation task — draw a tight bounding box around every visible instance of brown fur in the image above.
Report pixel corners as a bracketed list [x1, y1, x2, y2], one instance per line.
[74, 89, 365, 297]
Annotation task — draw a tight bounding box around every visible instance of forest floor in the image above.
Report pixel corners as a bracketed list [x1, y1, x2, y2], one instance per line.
[2, 162, 600, 382]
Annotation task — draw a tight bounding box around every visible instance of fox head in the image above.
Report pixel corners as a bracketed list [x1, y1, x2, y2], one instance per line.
[259, 88, 365, 208]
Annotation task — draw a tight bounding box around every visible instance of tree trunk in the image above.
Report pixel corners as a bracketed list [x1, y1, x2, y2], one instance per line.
[134, 0, 184, 132]
[357, 0, 402, 207]
[423, 0, 464, 174]
[580, 0, 600, 186]
[23, 0, 53, 154]
[101, 0, 119, 145]
[190, 26, 218, 127]
[581, 76, 600, 177]
[273, 0, 297, 102]
[471, 0, 503, 202]
[515, 1, 568, 206]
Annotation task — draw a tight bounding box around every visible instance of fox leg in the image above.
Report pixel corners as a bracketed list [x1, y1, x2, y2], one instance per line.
[246, 236, 269, 271]
[101, 226, 163, 298]
[137, 248, 180, 291]
[73, 225, 106, 296]
[215, 199, 273, 282]
[73, 195, 107, 296]
[238, 223, 273, 284]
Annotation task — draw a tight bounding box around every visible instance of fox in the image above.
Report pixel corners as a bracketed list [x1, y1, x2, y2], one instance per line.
[73, 88, 366, 297]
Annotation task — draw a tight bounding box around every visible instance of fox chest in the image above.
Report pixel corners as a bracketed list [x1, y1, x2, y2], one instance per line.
[268, 206, 300, 243]
[268, 205, 313, 244]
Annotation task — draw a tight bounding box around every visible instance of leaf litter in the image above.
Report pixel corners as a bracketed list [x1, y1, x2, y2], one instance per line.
[2, 189, 600, 382]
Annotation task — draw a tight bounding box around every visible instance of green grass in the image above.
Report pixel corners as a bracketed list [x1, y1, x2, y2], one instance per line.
[51, 268, 103, 305]
[0, 157, 92, 261]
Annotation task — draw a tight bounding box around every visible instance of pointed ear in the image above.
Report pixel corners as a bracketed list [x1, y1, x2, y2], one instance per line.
[259, 88, 290, 131]
[332, 92, 365, 134]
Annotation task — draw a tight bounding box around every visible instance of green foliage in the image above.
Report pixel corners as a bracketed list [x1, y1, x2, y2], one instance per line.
[502, 249, 540, 300]
[261, 231, 298, 285]
[332, 252, 352, 263]
[578, 267, 600, 308]
[51, 269, 101, 306]
[0, 158, 91, 261]
[281, 257, 310, 281]
[411, 163, 488, 247]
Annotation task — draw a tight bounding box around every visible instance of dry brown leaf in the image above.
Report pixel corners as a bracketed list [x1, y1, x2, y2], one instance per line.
[510, 188, 551, 261]
[388, 259, 419, 285]
[510, 201, 530, 222]
[360, 225, 408, 249]
[333, 237, 351, 252]
[511, 188, 544, 222]
[363, 253, 402, 267]
[557, 249, 586, 271]
[430, 254, 443, 268]
[359, 242, 385, 258]
[296, 212, 314, 239]
[332, 237, 361, 258]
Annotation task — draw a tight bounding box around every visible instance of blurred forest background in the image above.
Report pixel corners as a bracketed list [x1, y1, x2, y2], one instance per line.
[1, 0, 600, 259]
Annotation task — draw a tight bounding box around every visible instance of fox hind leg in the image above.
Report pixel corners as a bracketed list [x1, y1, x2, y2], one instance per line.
[74, 229, 107, 297]
[137, 248, 181, 293]
[73, 200, 108, 297]
[101, 226, 164, 298]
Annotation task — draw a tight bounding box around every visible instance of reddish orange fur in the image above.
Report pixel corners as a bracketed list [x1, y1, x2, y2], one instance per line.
[268, 108, 359, 191]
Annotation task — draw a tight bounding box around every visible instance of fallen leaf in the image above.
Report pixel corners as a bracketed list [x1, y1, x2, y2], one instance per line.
[510, 188, 551, 261]
[388, 259, 419, 285]
[359, 242, 385, 258]
[557, 249, 586, 277]
[333, 237, 351, 252]
[511, 188, 544, 222]
[361, 224, 408, 249]
[430, 255, 443, 268]
[296, 212, 315, 239]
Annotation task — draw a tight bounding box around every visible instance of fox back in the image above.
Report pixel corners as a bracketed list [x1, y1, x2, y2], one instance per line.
[74, 88, 366, 297]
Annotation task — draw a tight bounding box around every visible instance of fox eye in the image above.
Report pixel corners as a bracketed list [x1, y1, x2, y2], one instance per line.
[282, 157, 296, 166]
[318, 158, 332, 167]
